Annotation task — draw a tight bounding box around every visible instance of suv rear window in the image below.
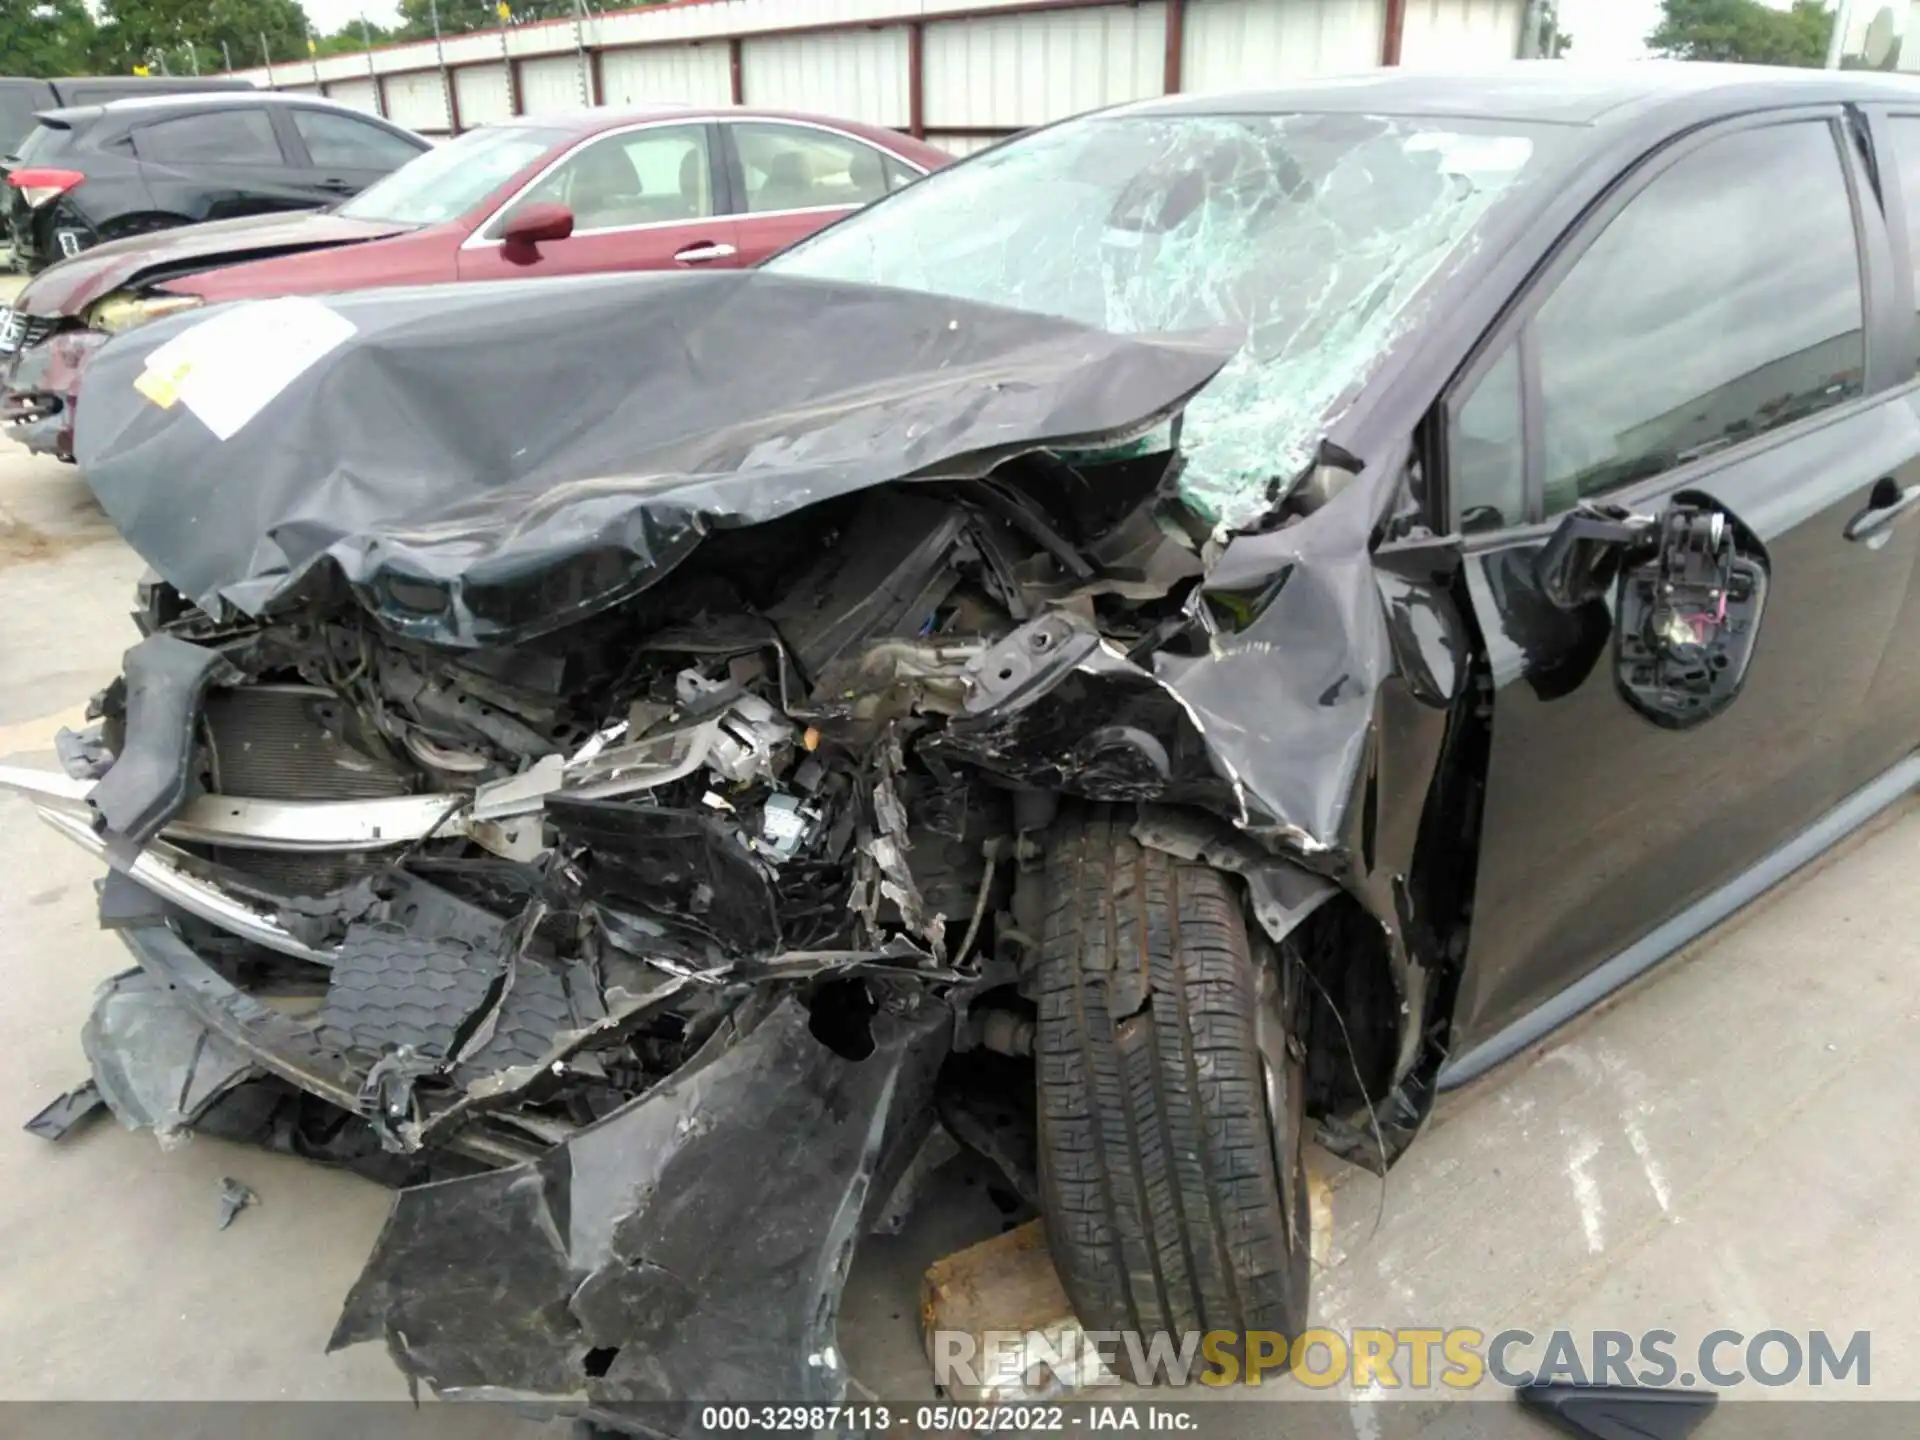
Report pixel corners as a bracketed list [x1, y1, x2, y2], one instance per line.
[0, 82, 54, 160]
[9, 122, 69, 167]
[132, 109, 281, 165]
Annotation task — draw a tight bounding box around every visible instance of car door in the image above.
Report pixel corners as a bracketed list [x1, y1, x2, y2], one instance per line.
[722, 120, 919, 265]
[1442, 109, 1920, 1050]
[1852, 107, 1920, 778]
[128, 106, 321, 221]
[280, 107, 427, 203]
[457, 121, 741, 281]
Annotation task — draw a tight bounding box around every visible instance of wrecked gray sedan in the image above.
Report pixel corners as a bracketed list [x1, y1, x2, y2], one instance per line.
[13, 63, 1920, 1414]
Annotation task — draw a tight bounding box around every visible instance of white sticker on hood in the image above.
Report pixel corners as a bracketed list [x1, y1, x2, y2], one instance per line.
[136, 296, 357, 442]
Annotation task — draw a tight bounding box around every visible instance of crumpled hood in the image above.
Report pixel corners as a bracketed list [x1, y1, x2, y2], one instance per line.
[16, 210, 409, 318]
[74, 269, 1237, 646]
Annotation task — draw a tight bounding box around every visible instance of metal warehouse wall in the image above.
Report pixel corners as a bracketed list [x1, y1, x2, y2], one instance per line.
[599, 44, 732, 106]
[239, 0, 1526, 141]
[1398, 0, 1526, 68]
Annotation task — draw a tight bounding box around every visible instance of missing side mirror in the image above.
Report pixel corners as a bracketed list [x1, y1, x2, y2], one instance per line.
[1533, 498, 1771, 731]
[1614, 501, 1769, 731]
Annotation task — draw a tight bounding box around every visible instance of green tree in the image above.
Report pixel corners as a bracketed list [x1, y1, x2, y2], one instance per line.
[314, 20, 395, 55]
[395, 0, 567, 40]
[0, 0, 101, 78]
[97, 0, 318, 68]
[1647, 0, 1834, 67]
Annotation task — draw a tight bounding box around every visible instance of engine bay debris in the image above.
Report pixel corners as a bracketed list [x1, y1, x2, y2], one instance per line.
[4, 265, 1493, 1416]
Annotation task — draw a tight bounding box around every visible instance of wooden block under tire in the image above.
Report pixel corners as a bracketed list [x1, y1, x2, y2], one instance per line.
[921, 1163, 1335, 1399]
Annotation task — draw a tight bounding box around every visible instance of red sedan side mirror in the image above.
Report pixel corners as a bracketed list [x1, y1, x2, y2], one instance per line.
[500, 202, 575, 258]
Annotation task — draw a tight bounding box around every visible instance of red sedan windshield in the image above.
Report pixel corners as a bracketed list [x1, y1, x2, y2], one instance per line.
[337, 124, 571, 226]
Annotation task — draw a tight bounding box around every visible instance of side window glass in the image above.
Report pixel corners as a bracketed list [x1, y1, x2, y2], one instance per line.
[1882, 115, 1920, 363]
[131, 110, 282, 165]
[1534, 122, 1864, 516]
[733, 123, 893, 213]
[502, 124, 712, 234]
[292, 109, 421, 170]
[883, 153, 920, 192]
[1452, 341, 1525, 533]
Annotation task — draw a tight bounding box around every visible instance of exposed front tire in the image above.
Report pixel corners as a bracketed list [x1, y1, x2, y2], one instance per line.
[1035, 806, 1310, 1381]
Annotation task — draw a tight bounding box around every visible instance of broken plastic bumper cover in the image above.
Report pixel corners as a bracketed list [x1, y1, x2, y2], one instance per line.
[332, 992, 948, 1412]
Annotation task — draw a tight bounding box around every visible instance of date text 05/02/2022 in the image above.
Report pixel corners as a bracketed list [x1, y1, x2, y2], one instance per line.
[698, 1406, 1200, 1431]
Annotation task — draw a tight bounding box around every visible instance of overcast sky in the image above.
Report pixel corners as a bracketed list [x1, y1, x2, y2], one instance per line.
[303, 0, 403, 36]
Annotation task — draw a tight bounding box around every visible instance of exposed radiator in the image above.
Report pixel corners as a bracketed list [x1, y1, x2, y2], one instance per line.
[203, 686, 408, 801]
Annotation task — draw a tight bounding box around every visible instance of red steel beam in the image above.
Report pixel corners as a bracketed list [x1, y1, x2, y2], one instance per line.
[728, 35, 744, 104]
[1162, 0, 1184, 94]
[907, 21, 925, 137]
[1381, 0, 1408, 65]
[588, 46, 605, 106]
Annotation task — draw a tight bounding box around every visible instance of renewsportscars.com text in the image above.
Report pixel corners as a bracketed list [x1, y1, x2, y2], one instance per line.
[932, 1326, 1872, 1390]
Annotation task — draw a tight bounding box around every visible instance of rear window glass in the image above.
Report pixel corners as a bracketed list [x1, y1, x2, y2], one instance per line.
[0, 84, 53, 160]
[10, 122, 67, 167]
[132, 109, 281, 165]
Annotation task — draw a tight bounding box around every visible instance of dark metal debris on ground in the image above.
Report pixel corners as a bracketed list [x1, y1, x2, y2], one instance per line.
[216, 1176, 259, 1230]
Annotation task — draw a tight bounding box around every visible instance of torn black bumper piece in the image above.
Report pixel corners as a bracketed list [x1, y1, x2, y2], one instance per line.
[22, 1080, 107, 1142]
[1517, 1382, 1718, 1440]
[329, 993, 949, 1414]
[86, 632, 239, 846]
[82, 967, 256, 1137]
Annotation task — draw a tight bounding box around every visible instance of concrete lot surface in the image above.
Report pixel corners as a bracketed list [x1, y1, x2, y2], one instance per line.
[1, 414, 1915, 1434]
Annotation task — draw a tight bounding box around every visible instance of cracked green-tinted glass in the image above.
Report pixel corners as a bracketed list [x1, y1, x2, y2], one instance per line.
[772, 113, 1547, 531]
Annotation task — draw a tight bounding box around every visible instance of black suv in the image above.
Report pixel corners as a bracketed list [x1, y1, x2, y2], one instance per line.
[0, 75, 252, 159]
[3, 92, 427, 274]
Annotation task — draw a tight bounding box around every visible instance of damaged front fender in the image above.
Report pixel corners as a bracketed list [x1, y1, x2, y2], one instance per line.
[330, 991, 950, 1412]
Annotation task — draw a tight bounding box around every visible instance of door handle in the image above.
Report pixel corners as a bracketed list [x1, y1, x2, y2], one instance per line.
[673, 241, 737, 264]
[317, 178, 357, 193]
[1844, 478, 1920, 543]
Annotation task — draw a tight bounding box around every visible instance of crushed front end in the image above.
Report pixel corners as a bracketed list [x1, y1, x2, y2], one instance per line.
[1, 321, 105, 461]
[6, 270, 1489, 1413]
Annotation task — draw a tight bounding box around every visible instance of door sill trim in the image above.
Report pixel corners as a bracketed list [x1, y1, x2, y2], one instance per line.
[1436, 751, 1920, 1090]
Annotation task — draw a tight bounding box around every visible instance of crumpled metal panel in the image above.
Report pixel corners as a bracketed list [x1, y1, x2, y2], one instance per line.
[74, 272, 1233, 647]
[329, 991, 951, 1409]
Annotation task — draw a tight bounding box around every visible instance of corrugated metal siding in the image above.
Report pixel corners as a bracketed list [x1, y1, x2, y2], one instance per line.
[454, 64, 515, 125]
[740, 29, 910, 127]
[323, 76, 382, 114]
[928, 133, 1012, 158]
[600, 43, 733, 105]
[439, 32, 512, 67]
[1182, 0, 1384, 92]
[233, 0, 1517, 132]
[595, 0, 907, 45]
[1398, 0, 1522, 68]
[384, 71, 452, 132]
[923, 5, 1165, 131]
[520, 54, 590, 113]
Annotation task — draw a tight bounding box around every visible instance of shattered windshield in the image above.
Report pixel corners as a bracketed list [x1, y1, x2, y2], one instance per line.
[771, 111, 1554, 529]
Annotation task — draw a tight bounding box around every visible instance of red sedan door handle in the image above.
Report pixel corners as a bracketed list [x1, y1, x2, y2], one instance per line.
[673, 241, 737, 264]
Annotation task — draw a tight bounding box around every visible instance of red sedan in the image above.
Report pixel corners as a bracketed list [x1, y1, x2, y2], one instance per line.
[1, 105, 950, 460]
